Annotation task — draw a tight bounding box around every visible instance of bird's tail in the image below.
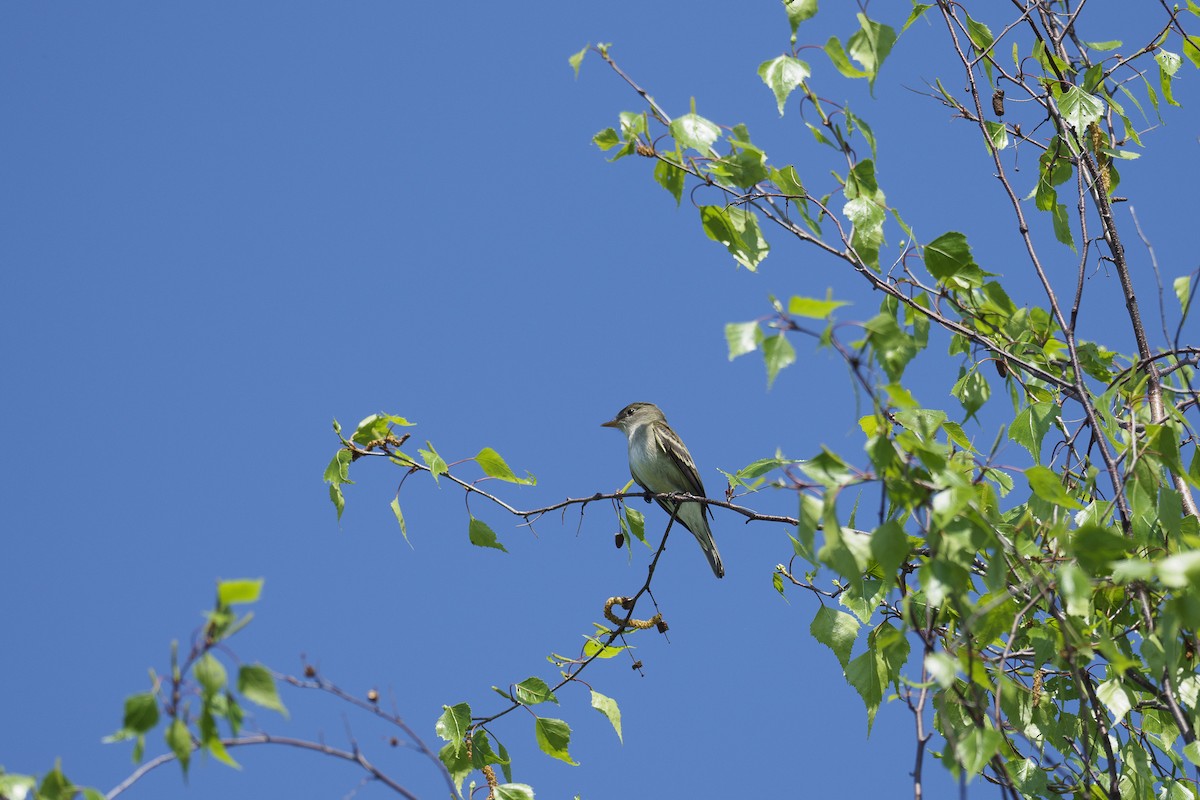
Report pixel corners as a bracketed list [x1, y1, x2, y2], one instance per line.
[690, 517, 725, 579]
[667, 500, 726, 579]
[700, 533, 725, 579]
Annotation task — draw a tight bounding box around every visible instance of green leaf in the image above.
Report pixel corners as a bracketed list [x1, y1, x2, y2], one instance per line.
[123, 692, 160, 734]
[1070, 524, 1129, 574]
[476, 447, 535, 485]
[1158, 551, 1200, 588]
[843, 196, 885, 269]
[1096, 679, 1131, 722]
[350, 413, 415, 445]
[758, 55, 811, 115]
[623, 506, 646, 545]
[845, 623, 908, 734]
[328, 482, 345, 520]
[1185, 37, 1200, 69]
[323, 449, 352, 485]
[771, 165, 805, 196]
[1057, 85, 1105, 131]
[217, 579, 263, 607]
[845, 108, 877, 161]
[582, 637, 627, 658]
[955, 724, 1003, 776]
[592, 127, 620, 151]
[951, 367, 990, 418]
[844, 158, 882, 201]
[165, 718, 192, 775]
[590, 690, 623, 743]
[964, 13, 995, 83]
[714, 143, 769, 189]
[36, 762, 77, 800]
[669, 111, 720, 154]
[1174, 275, 1192, 315]
[203, 733, 240, 769]
[924, 231, 985, 289]
[932, 78, 963, 112]
[1009, 402, 1058, 461]
[1082, 40, 1122, 52]
[468, 517, 508, 552]
[788, 295, 848, 319]
[1146, 424, 1185, 474]
[869, 521, 910, 586]
[419, 441, 448, 484]
[825, 36, 868, 79]
[847, 13, 897, 92]
[810, 605, 860, 668]
[389, 497, 410, 546]
[494, 785, 536, 800]
[964, 13, 994, 54]
[863, 311, 920, 381]
[436, 703, 472, 753]
[984, 120, 1008, 151]
[195, 653, 227, 695]
[783, 0, 818, 39]
[1157, 50, 1183, 107]
[763, 333, 796, 388]
[438, 741, 472, 793]
[725, 321, 762, 360]
[903, 4, 932, 32]
[942, 421, 974, 452]
[0, 773, 37, 800]
[723, 455, 797, 491]
[514, 677, 558, 706]
[568, 44, 589, 77]
[1036, 138, 1075, 249]
[699, 205, 769, 270]
[653, 157, 686, 206]
[324, 449, 353, 519]
[534, 717, 578, 765]
[470, 730, 507, 770]
[1025, 465, 1083, 510]
[924, 652, 957, 688]
[1058, 563, 1093, 619]
[237, 664, 287, 716]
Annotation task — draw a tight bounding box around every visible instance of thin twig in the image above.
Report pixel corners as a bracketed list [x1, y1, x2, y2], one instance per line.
[106, 734, 421, 800]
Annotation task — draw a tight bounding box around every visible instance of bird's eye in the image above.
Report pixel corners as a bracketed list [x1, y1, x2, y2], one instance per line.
[624, 408, 633, 417]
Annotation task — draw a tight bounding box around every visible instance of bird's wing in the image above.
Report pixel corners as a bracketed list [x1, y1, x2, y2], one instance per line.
[652, 423, 712, 519]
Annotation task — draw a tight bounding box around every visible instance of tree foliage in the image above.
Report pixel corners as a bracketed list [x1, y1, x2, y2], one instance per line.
[569, 4, 1200, 798]
[11, 3, 1200, 799]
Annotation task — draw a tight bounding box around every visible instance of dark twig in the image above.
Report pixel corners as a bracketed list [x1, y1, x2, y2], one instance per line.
[106, 734, 421, 800]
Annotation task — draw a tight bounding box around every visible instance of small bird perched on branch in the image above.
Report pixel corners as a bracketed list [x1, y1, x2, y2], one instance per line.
[601, 402, 724, 578]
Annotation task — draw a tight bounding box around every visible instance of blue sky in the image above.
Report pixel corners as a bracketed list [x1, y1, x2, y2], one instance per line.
[3, 3, 1198, 798]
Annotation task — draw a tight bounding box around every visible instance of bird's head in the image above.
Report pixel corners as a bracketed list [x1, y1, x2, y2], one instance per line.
[601, 402, 665, 433]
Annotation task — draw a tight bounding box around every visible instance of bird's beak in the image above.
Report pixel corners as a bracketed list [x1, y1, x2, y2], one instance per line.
[601, 417, 620, 429]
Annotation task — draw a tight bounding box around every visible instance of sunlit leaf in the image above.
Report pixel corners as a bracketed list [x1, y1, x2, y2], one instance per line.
[590, 690, 623, 743]
[238, 664, 287, 716]
[758, 55, 811, 115]
[534, 717, 578, 765]
[670, 111, 720, 153]
[468, 517, 508, 552]
[699, 206, 769, 270]
[568, 44, 589, 77]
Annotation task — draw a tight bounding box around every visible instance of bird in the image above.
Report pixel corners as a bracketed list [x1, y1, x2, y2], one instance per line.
[601, 402, 724, 578]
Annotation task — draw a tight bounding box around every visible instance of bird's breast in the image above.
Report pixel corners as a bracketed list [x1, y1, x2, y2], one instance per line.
[627, 426, 674, 492]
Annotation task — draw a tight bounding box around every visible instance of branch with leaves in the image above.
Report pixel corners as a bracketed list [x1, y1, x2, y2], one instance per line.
[571, 3, 1200, 799]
